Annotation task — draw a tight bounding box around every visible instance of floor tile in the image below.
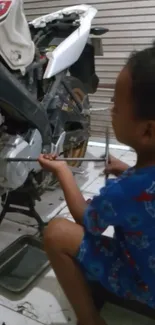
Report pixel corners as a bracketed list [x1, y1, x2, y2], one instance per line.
[121, 151, 137, 165]
[59, 191, 95, 216]
[102, 303, 154, 325]
[103, 226, 114, 238]
[0, 219, 37, 252]
[0, 269, 76, 325]
[84, 175, 106, 194]
[109, 148, 127, 159]
[0, 305, 43, 325]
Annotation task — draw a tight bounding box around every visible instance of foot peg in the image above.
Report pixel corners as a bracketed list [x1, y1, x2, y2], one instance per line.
[52, 131, 66, 155]
[52, 132, 85, 174]
[50, 131, 85, 175]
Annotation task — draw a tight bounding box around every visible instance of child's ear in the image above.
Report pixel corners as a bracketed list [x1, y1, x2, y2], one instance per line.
[143, 121, 155, 139]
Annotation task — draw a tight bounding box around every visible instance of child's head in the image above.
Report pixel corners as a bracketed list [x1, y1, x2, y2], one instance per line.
[112, 43, 155, 156]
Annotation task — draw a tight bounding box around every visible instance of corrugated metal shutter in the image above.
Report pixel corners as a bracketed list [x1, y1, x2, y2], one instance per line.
[24, 0, 155, 138]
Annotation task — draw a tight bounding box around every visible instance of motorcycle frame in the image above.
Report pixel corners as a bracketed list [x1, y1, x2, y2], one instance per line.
[0, 3, 108, 152]
[40, 71, 90, 147]
[0, 3, 109, 232]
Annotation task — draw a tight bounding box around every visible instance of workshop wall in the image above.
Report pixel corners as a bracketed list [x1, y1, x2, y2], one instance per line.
[24, 0, 155, 139]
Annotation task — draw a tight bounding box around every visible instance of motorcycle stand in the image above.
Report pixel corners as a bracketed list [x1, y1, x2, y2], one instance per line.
[0, 166, 84, 232]
[0, 191, 46, 234]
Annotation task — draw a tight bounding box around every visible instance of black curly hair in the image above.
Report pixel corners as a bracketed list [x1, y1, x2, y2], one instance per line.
[127, 42, 155, 120]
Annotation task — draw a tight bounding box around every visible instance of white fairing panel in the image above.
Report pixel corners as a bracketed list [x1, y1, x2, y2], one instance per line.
[31, 5, 97, 79]
[0, 0, 35, 73]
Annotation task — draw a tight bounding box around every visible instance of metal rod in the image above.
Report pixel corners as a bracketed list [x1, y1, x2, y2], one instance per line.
[105, 128, 109, 185]
[2, 129, 109, 165]
[4, 156, 106, 163]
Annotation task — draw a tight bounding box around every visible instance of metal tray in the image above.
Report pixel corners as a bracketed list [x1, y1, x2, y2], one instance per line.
[0, 235, 50, 293]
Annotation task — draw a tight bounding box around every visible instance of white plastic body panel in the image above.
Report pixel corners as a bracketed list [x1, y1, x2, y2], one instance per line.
[30, 5, 97, 79]
[0, 0, 35, 74]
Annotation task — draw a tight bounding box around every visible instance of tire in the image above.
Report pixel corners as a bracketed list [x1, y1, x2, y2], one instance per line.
[62, 76, 90, 167]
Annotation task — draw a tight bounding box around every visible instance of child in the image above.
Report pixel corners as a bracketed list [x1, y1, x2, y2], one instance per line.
[38, 44, 155, 325]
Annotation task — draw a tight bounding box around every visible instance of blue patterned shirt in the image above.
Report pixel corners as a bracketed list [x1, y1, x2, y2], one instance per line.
[83, 167, 155, 298]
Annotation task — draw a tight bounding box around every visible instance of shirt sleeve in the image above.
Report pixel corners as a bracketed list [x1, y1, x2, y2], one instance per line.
[83, 180, 126, 235]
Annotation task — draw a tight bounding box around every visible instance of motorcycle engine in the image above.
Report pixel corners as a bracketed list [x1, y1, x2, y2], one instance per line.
[0, 114, 43, 194]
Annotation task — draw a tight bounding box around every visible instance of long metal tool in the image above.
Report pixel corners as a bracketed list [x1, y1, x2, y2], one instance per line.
[3, 151, 108, 163]
[4, 156, 106, 162]
[3, 129, 109, 164]
[105, 128, 109, 184]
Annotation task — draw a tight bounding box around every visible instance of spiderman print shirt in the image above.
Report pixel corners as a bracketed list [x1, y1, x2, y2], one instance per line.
[83, 166, 155, 298]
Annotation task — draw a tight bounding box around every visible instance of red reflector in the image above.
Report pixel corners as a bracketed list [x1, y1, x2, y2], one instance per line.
[0, 1, 12, 17]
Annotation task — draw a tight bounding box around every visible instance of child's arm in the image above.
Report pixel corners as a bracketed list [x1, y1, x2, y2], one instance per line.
[82, 181, 127, 235]
[105, 155, 129, 177]
[38, 154, 127, 231]
[38, 154, 87, 224]
[56, 165, 88, 224]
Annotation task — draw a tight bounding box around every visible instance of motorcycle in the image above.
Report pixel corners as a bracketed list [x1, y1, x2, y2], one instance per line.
[0, 1, 108, 229]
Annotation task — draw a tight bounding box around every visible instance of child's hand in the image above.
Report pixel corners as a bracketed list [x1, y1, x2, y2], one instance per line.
[86, 198, 92, 204]
[38, 154, 68, 175]
[105, 155, 129, 177]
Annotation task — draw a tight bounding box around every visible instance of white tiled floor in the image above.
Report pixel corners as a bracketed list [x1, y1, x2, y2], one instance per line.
[0, 146, 154, 325]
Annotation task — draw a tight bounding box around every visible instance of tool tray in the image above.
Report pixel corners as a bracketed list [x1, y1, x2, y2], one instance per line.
[0, 235, 50, 293]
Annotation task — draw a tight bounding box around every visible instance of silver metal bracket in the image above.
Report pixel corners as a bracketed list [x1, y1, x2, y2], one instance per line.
[52, 131, 66, 155]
